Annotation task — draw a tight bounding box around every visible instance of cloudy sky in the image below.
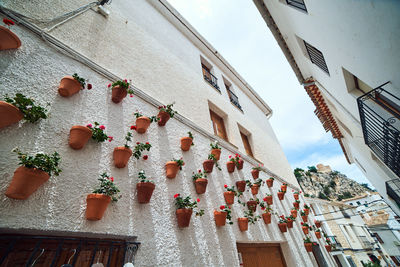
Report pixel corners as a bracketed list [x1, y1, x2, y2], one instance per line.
[168, 0, 372, 186]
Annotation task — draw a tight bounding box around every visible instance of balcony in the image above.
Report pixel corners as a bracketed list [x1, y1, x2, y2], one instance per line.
[386, 179, 400, 207]
[358, 236, 374, 249]
[227, 88, 242, 111]
[327, 236, 342, 250]
[357, 85, 400, 178]
[202, 67, 220, 91]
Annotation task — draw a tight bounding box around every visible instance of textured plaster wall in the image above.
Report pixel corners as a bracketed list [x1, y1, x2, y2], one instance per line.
[0, 23, 322, 266]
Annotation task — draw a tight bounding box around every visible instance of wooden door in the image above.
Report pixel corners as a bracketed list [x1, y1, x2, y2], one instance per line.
[210, 110, 228, 141]
[237, 243, 286, 267]
[240, 132, 253, 157]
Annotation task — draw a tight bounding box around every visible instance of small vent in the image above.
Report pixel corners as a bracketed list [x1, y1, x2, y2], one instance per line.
[304, 41, 330, 74]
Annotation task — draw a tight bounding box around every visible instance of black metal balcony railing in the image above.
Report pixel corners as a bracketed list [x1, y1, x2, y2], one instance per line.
[357, 84, 400, 178]
[386, 179, 400, 207]
[202, 67, 220, 91]
[227, 88, 242, 111]
[358, 236, 374, 249]
[327, 236, 342, 250]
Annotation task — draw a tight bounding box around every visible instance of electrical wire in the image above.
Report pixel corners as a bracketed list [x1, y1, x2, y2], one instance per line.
[313, 199, 386, 216]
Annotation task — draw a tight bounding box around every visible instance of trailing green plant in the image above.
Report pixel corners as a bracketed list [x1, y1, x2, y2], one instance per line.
[124, 131, 133, 148]
[362, 261, 380, 267]
[72, 73, 86, 88]
[303, 235, 316, 244]
[252, 164, 263, 171]
[192, 170, 207, 181]
[287, 215, 296, 221]
[224, 184, 236, 193]
[238, 196, 259, 207]
[246, 178, 263, 187]
[174, 194, 204, 216]
[304, 204, 310, 210]
[137, 170, 153, 183]
[110, 79, 134, 95]
[92, 172, 121, 202]
[244, 209, 260, 224]
[260, 202, 273, 213]
[132, 142, 151, 159]
[133, 112, 159, 123]
[300, 221, 310, 228]
[228, 154, 242, 167]
[172, 158, 185, 170]
[188, 131, 194, 146]
[210, 142, 221, 150]
[86, 122, 112, 143]
[4, 93, 49, 123]
[208, 153, 221, 170]
[158, 103, 178, 118]
[13, 148, 61, 176]
[219, 205, 233, 224]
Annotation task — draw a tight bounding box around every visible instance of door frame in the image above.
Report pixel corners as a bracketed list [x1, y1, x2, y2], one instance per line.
[236, 242, 287, 267]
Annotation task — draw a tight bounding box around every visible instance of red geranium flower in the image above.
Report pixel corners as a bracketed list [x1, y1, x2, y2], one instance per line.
[198, 169, 201, 173]
[107, 83, 111, 88]
[130, 94, 133, 97]
[261, 206, 265, 210]
[86, 123, 92, 128]
[174, 193, 180, 198]
[229, 155, 232, 158]
[136, 142, 140, 145]
[220, 205, 225, 210]
[87, 84, 92, 90]
[143, 155, 148, 160]
[99, 125, 105, 130]
[263, 197, 267, 201]
[108, 136, 113, 142]
[145, 142, 149, 145]
[130, 125, 136, 130]
[224, 184, 228, 188]
[197, 198, 200, 202]
[110, 177, 114, 182]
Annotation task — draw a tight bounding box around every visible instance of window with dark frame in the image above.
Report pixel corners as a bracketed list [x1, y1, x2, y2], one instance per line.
[240, 131, 253, 157]
[225, 82, 243, 111]
[209, 109, 228, 141]
[304, 41, 330, 74]
[202, 63, 220, 91]
[286, 0, 307, 12]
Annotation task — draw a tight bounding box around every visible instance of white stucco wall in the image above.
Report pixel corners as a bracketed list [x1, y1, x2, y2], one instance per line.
[261, 0, 400, 216]
[0, 5, 326, 266]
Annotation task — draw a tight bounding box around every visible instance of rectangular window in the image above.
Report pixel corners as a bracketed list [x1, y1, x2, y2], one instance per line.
[224, 80, 242, 111]
[210, 109, 228, 141]
[201, 58, 220, 91]
[304, 41, 329, 74]
[372, 233, 384, 244]
[286, 0, 307, 12]
[240, 131, 253, 157]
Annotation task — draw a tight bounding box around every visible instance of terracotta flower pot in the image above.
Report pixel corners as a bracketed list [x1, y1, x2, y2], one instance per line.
[5, 166, 50, 200]
[251, 169, 259, 179]
[304, 208, 310, 216]
[267, 179, 274, 188]
[262, 213, 271, 225]
[238, 218, 248, 232]
[214, 211, 227, 226]
[304, 243, 313, 252]
[157, 110, 170, 126]
[287, 219, 293, 229]
[203, 159, 214, 173]
[111, 85, 128, 103]
[302, 215, 308, 223]
[0, 26, 21, 50]
[58, 76, 82, 97]
[176, 208, 192, 228]
[277, 192, 284, 200]
[194, 178, 208, 194]
[281, 185, 287, 192]
[237, 160, 244, 170]
[236, 181, 246, 192]
[325, 245, 332, 252]
[113, 146, 132, 168]
[294, 193, 299, 200]
[302, 226, 309, 235]
[291, 210, 298, 218]
[315, 232, 321, 239]
[211, 148, 221, 161]
[0, 101, 23, 129]
[69, 126, 92, 150]
[224, 191, 235, 205]
[278, 223, 287, 233]
[247, 200, 257, 212]
[136, 182, 155, 203]
[315, 221, 322, 228]
[293, 202, 300, 209]
[165, 161, 179, 179]
[265, 195, 273, 205]
[226, 161, 235, 173]
[85, 194, 111, 221]
[136, 116, 151, 134]
[251, 184, 259, 195]
[180, 137, 192, 151]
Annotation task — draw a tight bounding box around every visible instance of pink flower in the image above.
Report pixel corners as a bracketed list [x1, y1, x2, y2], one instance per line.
[174, 193, 180, 198]
[108, 136, 113, 142]
[229, 155, 232, 159]
[107, 83, 111, 88]
[87, 84, 92, 90]
[86, 123, 92, 128]
[143, 155, 148, 160]
[197, 198, 200, 202]
[99, 125, 105, 130]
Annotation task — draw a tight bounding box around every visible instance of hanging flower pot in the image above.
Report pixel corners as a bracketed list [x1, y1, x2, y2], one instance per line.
[293, 201, 300, 209]
[174, 194, 203, 228]
[210, 142, 221, 160]
[291, 209, 298, 218]
[315, 220, 322, 228]
[325, 244, 332, 252]
[5, 166, 50, 200]
[176, 208, 193, 228]
[304, 208, 310, 216]
[111, 85, 128, 103]
[277, 191, 285, 200]
[287, 219, 293, 229]
[236, 181, 246, 192]
[265, 195, 273, 205]
[237, 159, 244, 170]
[266, 178, 274, 188]
[294, 193, 299, 200]
[262, 212, 271, 225]
[304, 242, 313, 252]
[137, 182, 155, 203]
[278, 223, 287, 233]
[194, 178, 208, 194]
[0, 101, 23, 129]
[135, 116, 151, 134]
[281, 184, 287, 192]
[302, 226, 309, 234]
[203, 159, 214, 173]
[302, 215, 308, 223]
[58, 74, 84, 97]
[166, 158, 184, 179]
[214, 211, 227, 226]
[223, 191, 235, 205]
[69, 125, 93, 150]
[251, 169, 259, 179]
[315, 231, 321, 239]
[157, 104, 177, 126]
[247, 200, 258, 212]
[86, 194, 112, 220]
[226, 161, 235, 173]
[180, 133, 193, 151]
[0, 25, 21, 50]
[238, 218, 249, 232]
[251, 184, 259, 195]
[113, 146, 132, 168]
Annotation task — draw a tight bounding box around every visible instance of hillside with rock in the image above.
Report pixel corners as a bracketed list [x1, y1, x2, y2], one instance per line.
[294, 164, 374, 201]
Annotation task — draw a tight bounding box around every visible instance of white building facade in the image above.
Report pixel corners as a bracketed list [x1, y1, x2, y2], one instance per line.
[0, 0, 335, 266]
[253, 0, 400, 217]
